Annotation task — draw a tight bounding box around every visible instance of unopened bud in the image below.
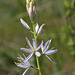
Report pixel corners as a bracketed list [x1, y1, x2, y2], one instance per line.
[31, 0, 35, 4]
[20, 18, 30, 30]
[38, 24, 45, 34]
[33, 6, 38, 21]
[26, 0, 31, 4]
[35, 23, 39, 33]
[26, 0, 38, 22]
[29, 2, 33, 19]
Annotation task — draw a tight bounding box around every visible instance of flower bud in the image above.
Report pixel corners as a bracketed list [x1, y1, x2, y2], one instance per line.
[31, 0, 34, 4]
[35, 23, 39, 33]
[38, 24, 45, 34]
[33, 6, 38, 21]
[26, 0, 31, 4]
[26, 0, 38, 22]
[20, 18, 30, 30]
[29, 2, 33, 19]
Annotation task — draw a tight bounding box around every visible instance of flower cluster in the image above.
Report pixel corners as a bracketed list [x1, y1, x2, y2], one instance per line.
[15, 0, 58, 75]
[15, 54, 30, 75]
[15, 35, 57, 74]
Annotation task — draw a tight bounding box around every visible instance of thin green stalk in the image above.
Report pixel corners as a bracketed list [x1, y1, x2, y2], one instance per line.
[32, 20, 42, 75]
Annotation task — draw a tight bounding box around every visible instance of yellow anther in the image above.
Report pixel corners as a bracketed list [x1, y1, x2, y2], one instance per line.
[26, 46, 28, 48]
[18, 59, 21, 62]
[32, 50, 35, 52]
[51, 47, 55, 49]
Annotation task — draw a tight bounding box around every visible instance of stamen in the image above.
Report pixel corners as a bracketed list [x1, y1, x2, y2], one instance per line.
[32, 50, 35, 52]
[18, 59, 21, 62]
[26, 46, 28, 48]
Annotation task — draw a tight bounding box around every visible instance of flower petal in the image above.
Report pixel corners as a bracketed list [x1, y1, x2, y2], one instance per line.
[35, 52, 41, 57]
[23, 54, 30, 66]
[26, 37, 33, 49]
[20, 19, 30, 29]
[20, 48, 32, 53]
[36, 40, 43, 51]
[35, 23, 39, 33]
[32, 39, 36, 49]
[45, 55, 56, 64]
[17, 55, 24, 61]
[43, 40, 49, 52]
[23, 54, 26, 59]
[15, 62, 28, 68]
[24, 53, 34, 63]
[45, 49, 58, 55]
[22, 68, 29, 75]
[43, 40, 51, 53]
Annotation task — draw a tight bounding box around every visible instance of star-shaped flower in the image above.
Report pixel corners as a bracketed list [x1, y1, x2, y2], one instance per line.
[15, 54, 30, 75]
[20, 37, 43, 62]
[41, 40, 58, 64]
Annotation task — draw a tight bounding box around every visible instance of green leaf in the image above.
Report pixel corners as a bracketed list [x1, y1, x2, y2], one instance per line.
[67, 37, 74, 46]
[72, 71, 75, 75]
[64, 1, 69, 8]
[71, 0, 75, 9]
[68, 25, 75, 34]
[66, 9, 70, 16]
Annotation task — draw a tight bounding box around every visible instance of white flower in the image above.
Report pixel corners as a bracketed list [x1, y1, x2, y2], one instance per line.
[35, 23, 45, 34]
[41, 40, 58, 64]
[20, 18, 30, 30]
[15, 54, 30, 75]
[20, 37, 43, 62]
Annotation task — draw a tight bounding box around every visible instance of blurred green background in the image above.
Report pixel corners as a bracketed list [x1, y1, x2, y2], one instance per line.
[0, 0, 75, 75]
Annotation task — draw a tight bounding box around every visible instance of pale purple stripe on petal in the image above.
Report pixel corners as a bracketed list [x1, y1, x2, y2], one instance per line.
[45, 49, 58, 55]
[18, 55, 24, 61]
[45, 55, 56, 64]
[44, 40, 51, 53]
[36, 40, 43, 51]
[26, 37, 33, 49]
[22, 68, 29, 75]
[15, 63, 25, 68]
[23, 54, 30, 66]
[20, 48, 32, 53]
[43, 40, 49, 52]
[24, 53, 34, 63]
[32, 39, 36, 49]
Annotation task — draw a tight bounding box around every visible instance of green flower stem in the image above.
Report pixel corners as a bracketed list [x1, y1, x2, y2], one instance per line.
[30, 65, 38, 70]
[31, 20, 42, 75]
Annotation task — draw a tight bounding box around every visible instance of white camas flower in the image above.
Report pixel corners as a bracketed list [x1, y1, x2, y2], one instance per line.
[20, 37, 43, 62]
[41, 40, 58, 64]
[20, 19, 30, 30]
[15, 54, 30, 75]
[35, 23, 45, 34]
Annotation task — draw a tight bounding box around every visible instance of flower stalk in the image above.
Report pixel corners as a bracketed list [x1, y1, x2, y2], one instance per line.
[15, 0, 58, 75]
[32, 20, 42, 75]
